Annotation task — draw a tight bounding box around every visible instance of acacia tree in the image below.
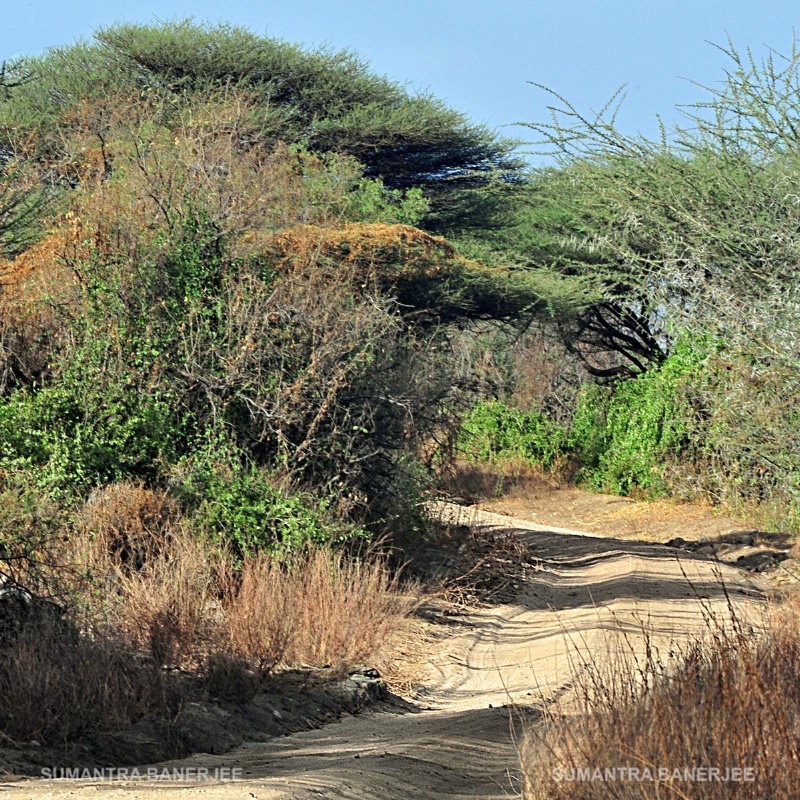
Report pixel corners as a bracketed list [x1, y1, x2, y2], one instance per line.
[0, 20, 522, 236]
[520, 42, 800, 372]
[0, 161, 49, 260]
[514, 38, 800, 509]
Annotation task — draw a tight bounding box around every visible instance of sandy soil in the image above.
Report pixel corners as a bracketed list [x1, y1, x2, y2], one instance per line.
[0, 497, 771, 799]
[476, 480, 798, 590]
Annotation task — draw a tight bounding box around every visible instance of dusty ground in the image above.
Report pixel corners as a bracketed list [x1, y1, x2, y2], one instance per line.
[474, 477, 797, 590]
[0, 488, 779, 799]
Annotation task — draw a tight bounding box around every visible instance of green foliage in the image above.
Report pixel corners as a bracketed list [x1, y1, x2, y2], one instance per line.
[492, 36, 800, 524]
[447, 175, 602, 326]
[342, 182, 429, 227]
[0, 210, 217, 496]
[0, 377, 178, 496]
[460, 400, 568, 468]
[172, 440, 364, 558]
[520, 39, 800, 373]
[0, 474, 66, 597]
[568, 383, 612, 472]
[163, 209, 227, 310]
[575, 345, 702, 495]
[460, 343, 709, 499]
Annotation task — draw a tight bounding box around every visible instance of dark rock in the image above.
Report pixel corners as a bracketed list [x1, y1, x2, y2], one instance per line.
[175, 703, 244, 755]
[349, 665, 381, 679]
[335, 669, 388, 708]
[667, 537, 687, 548]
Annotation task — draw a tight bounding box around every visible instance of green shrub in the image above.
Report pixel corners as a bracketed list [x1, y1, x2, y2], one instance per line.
[0, 382, 179, 496]
[570, 342, 706, 496]
[171, 439, 365, 559]
[568, 383, 611, 472]
[516, 38, 800, 521]
[458, 344, 709, 500]
[0, 21, 554, 554]
[460, 399, 568, 468]
[0, 475, 69, 600]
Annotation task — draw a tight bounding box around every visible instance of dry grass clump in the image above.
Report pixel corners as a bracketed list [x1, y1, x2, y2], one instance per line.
[520, 602, 800, 799]
[104, 529, 218, 669]
[75, 485, 413, 674]
[73, 483, 216, 668]
[225, 547, 415, 673]
[78, 482, 174, 550]
[110, 536, 415, 681]
[0, 479, 414, 747]
[0, 611, 176, 745]
[75, 482, 176, 576]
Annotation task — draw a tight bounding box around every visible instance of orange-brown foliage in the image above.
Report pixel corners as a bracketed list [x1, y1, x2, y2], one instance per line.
[266, 222, 463, 283]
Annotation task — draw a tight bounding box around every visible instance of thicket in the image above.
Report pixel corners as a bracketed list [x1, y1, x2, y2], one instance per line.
[0, 22, 570, 563]
[461, 39, 800, 527]
[0, 21, 571, 745]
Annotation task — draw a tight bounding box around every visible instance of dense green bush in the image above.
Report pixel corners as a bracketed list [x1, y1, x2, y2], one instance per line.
[170, 438, 364, 558]
[460, 399, 568, 468]
[491, 38, 800, 523]
[460, 343, 705, 498]
[0, 35, 542, 555]
[461, 327, 800, 524]
[0, 202, 446, 550]
[0, 382, 178, 495]
[573, 343, 701, 495]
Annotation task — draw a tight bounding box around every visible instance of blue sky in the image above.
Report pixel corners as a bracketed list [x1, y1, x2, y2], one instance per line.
[3, 1, 800, 161]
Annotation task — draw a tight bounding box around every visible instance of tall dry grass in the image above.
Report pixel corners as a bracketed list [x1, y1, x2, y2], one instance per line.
[72, 483, 216, 668]
[226, 547, 412, 672]
[0, 481, 413, 746]
[75, 484, 413, 674]
[0, 613, 176, 745]
[520, 600, 800, 799]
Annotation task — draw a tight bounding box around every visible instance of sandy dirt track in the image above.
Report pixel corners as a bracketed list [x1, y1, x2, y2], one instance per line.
[1, 504, 768, 799]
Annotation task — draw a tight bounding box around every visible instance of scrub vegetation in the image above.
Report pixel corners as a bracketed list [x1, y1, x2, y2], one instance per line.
[462, 40, 800, 530]
[1, 22, 799, 783]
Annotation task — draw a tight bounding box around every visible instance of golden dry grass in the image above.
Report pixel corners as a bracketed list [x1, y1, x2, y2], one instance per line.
[226, 547, 415, 672]
[73, 484, 414, 674]
[0, 481, 414, 746]
[520, 597, 800, 799]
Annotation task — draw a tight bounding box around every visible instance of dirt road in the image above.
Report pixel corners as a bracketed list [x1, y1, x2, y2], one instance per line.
[1, 504, 768, 799]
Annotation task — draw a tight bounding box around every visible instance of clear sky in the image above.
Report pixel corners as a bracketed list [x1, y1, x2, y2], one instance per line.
[2, 1, 800, 162]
